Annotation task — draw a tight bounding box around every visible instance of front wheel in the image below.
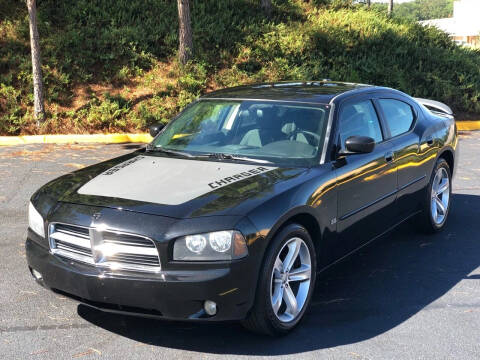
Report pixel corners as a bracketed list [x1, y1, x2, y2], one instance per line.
[242, 223, 316, 336]
[416, 158, 452, 233]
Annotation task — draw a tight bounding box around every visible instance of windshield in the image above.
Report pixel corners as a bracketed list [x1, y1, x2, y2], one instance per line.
[151, 100, 330, 167]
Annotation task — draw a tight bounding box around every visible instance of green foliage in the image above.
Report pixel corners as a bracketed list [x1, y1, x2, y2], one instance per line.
[177, 62, 208, 95]
[130, 97, 175, 128]
[0, 0, 479, 135]
[370, 0, 453, 21]
[73, 93, 132, 130]
[312, 0, 353, 9]
[0, 84, 25, 134]
[38, 0, 176, 81]
[394, 0, 454, 21]
[236, 8, 480, 113]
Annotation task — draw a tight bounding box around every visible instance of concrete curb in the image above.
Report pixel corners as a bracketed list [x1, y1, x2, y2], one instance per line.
[457, 121, 480, 131]
[0, 133, 153, 146]
[0, 122, 479, 146]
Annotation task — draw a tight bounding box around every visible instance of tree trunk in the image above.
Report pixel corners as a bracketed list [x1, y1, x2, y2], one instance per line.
[26, 0, 45, 124]
[261, 0, 272, 16]
[388, 0, 393, 16]
[177, 0, 193, 65]
[366, 0, 371, 8]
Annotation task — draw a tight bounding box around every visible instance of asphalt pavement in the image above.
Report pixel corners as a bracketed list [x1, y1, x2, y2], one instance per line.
[0, 135, 479, 359]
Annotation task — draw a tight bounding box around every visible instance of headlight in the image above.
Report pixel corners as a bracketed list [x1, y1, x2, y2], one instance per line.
[173, 230, 248, 261]
[28, 202, 45, 237]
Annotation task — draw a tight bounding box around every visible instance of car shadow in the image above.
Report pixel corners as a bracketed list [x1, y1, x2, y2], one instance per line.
[77, 193, 480, 355]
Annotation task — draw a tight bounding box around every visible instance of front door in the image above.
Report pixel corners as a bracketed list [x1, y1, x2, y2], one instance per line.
[333, 97, 397, 259]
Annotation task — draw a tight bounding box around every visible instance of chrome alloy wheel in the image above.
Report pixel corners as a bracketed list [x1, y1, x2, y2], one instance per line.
[270, 237, 312, 323]
[431, 167, 450, 225]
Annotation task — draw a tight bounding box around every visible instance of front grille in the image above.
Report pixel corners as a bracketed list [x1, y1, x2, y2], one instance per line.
[49, 223, 160, 272]
[102, 232, 154, 248]
[55, 223, 90, 237]
[49, 224, 93, 264]
[108, 253, 161, 266]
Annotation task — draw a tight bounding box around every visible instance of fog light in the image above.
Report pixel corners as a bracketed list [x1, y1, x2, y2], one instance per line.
[204, 300, 217, 316]
[32, 268, 42, 280]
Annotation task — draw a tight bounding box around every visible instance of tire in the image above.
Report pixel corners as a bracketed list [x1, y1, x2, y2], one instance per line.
[416, 158, 452, 234]
[242, 223, 316, 336]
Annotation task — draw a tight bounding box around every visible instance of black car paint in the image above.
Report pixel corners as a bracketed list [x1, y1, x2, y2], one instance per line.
[26, 82, 457, 321]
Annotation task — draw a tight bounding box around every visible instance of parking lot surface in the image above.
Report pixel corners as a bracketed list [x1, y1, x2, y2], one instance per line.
[0, 134, 479, 359]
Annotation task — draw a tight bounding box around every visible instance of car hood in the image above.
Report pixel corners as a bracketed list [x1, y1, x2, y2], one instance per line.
[47, 151, 312, 219]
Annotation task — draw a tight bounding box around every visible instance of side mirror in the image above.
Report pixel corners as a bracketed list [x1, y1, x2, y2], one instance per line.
[343, 136, 375, 154]
[149, 123, 165, 137]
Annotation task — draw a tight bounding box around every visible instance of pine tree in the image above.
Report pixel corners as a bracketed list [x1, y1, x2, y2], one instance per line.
[177, 0, 193, 65]
[26, 0, 45, 124]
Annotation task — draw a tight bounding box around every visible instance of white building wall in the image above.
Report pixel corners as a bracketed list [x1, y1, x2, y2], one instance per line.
[420, 0, 480, 46]
[453, 0, 480, 36]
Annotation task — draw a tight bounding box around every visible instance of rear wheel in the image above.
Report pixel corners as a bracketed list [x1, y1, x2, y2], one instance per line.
[242, 223, 316, 336]
[416, 158, 452, 233]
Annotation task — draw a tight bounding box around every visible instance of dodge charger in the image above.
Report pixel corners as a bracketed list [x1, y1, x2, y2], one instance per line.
[26, 81, 458, 335]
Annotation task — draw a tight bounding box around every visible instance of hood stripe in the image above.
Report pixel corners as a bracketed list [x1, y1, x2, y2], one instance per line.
[77, 156, 276, 206]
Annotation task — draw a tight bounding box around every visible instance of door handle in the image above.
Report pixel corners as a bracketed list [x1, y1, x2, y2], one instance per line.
[427, 137, 434, 146]
[385, 151, 394, 163]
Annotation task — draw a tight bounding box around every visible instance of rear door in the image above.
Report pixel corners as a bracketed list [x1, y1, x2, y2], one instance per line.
[333, 95, 397, 258]
[375, 97, 428, 219]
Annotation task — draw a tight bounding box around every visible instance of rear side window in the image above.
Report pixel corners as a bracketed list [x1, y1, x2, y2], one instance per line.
[338, 100, 383, 146]
[378, 99, 415, 137]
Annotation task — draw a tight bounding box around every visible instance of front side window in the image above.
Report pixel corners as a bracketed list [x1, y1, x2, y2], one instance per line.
[152, 100, 330, 167]
[338, 100, 383, 147]
[378, 99, 415, 137]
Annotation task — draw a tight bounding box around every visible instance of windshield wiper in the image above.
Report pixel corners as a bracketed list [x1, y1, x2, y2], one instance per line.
[147, 146, 194, 158]
[204, 153, 274, 165]
[147, 147, 273, 164]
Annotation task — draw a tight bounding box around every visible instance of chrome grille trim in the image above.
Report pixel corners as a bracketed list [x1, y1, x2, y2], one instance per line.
[48, 222, 161, 273]
[49, 223, 93, 265]
[50, 231, 91, 248]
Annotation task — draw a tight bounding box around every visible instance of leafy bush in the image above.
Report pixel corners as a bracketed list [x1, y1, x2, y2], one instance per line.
[236, 8, 480, 112]
[79, 93, 131, 130]
[372, 0, 454, 21]
[0, 84, 25, 134]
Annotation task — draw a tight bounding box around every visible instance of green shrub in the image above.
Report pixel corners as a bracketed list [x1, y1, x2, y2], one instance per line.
[0, 84, 26, 134]
[77, 93, 131, 130]
[233, 8, 480, 113]
[177, 62, 208, 95]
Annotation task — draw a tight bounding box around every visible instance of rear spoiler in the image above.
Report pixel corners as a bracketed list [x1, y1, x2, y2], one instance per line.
[414, 98, 453, 116]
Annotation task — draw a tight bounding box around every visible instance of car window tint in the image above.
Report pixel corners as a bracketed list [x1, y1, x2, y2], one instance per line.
[339, 100, 383, 147]
[378, 99, 415, 137]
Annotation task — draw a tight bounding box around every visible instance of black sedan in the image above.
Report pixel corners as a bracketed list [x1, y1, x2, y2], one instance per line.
[26, 81, 458, 335]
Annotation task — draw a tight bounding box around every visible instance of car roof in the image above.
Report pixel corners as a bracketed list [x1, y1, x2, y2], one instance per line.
[201, 81, 386, 104]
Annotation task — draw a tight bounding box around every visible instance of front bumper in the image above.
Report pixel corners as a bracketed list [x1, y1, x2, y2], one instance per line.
[26, 238, 255, 321]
